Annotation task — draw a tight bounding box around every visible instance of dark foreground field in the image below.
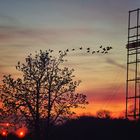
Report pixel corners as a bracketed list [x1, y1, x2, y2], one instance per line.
[1, 116, 140, 140]
[51, 116, 140, 140]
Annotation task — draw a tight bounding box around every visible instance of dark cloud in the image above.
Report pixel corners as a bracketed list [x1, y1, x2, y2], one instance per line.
[106, 58, 136, 73]
[106, 58, 126, 70]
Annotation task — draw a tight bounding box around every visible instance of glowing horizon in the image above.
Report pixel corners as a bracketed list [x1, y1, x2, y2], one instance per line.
[0, 0, 140, 117]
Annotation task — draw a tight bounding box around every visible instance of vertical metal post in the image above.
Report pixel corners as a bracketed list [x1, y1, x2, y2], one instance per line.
[134, 9, 139, 119]
[135, 9, 140, 119]
[139, 84, 140, 118]
[137, 9, 140, 119]
[126, 11, 130, 119]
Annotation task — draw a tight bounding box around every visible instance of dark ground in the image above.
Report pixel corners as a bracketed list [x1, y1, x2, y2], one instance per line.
[0, 116, 140, 140]
[51, 116, 140, 140]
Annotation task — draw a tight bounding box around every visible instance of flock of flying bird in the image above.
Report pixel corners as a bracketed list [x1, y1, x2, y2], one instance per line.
[48, 45, 113, 55]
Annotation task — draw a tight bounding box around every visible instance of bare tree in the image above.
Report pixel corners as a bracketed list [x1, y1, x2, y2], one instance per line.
[0, 50, 88, 140]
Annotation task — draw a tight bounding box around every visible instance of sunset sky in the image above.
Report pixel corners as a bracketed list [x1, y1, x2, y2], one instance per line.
[0, 0, 140, 117]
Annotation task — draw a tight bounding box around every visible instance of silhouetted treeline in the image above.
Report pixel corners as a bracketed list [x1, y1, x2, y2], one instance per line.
[51, 116, 140, 140]
[0, 116, 140, 140]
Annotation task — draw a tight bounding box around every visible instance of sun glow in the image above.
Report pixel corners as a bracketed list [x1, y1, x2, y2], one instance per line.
[16, 127, 27, 138]
[1, 130, 7, 136]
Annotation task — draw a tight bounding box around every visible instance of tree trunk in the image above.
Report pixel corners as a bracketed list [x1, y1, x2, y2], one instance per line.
[47, 91, 51, 139]
[35, 82, 40, 140]
[35, 119, 40, 140]
[47, 73, 54, 139]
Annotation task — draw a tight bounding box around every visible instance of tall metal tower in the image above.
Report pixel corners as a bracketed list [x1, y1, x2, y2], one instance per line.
[126, 8, 140, 119]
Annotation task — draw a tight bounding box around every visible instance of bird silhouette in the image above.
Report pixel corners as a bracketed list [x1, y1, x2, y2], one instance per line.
[49, 49, 53, 53]
[100, 45, 102, 48]
[72, 48, 75, 51]
[87, 50, 90, 53]
[92, 51, 95, 54]
[106, 46, 110, 51]
[59, 50, 61, 53]
[103, 48, 106, 51]
[97, 50, 100, 53]
[66, 49, 69, 52]
[79, 47, 82, 50]
[87, 48, 90, 50]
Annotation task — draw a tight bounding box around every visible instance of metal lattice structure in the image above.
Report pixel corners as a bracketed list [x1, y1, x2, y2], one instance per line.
[126, 8, 140, 119]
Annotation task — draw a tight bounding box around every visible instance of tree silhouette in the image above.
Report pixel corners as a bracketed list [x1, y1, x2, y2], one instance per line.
[0, 50, 88, 140]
